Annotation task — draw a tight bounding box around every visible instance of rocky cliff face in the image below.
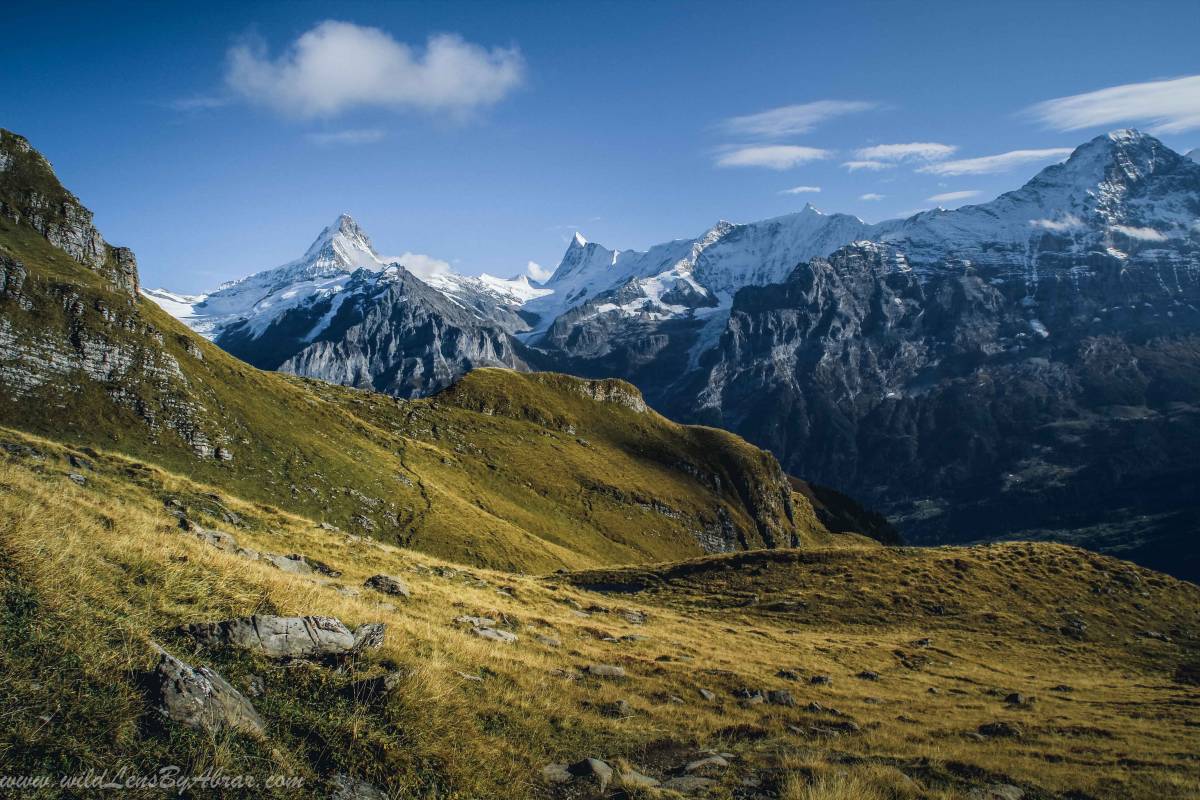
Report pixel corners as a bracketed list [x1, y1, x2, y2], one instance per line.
[0, 130, 138, 296]
[683, 132, 1200, 580]
[218, 265, 528, 397]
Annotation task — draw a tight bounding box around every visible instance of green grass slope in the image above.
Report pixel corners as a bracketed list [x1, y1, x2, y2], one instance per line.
[0, 128, 836, 572]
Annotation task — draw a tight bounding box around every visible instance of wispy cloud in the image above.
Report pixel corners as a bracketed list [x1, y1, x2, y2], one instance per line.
[860, 192, 885, 201]
[927, 189, 981, 204]
[716, 145, 832, 170]
[1031, 214, 1085, 232]
[855, 142, 956, 162]
[226, 21, 524, 118]
[719, 100, 877, 139]
[1111, 224, 1167, 241]
[395, 252, 453, 278]
[306, 128, 386, 146]
[918, 148, 1073, 176]
[842, 160, 892, 172]
[1027, 75, 1200, 134]
[779, 185, 821, 194]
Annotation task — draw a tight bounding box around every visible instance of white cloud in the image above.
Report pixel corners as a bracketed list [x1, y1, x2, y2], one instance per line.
[1111, 224, 1167, 241]
[715, 145, 832, 170]
[306, 128, 386, 146]
[779, 185, 821, 194]
[860, 193, 885, 201]
[926, 189, 981, 204]
[918, 148, 1073, 176]
[226, 21, 524, 118]
[719, 100, 876, 138]
[1030, 214, 1085, 232]
[855, 142, 956, 162]
[842, 160, 892, 172]
[525, 260, 552, 282]
[1027, 75, 1200, 134]
[395, 252, 453, 278]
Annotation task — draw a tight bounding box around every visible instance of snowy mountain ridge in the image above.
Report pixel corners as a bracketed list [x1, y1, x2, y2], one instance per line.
[147, 129, 1199, 367]
[144, 212, 542, 340]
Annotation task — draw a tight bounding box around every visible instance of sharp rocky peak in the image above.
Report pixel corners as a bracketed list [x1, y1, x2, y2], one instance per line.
[303, 213, 377, 262]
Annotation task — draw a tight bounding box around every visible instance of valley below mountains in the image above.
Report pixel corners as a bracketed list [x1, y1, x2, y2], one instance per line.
[151, 130, 1200, 581]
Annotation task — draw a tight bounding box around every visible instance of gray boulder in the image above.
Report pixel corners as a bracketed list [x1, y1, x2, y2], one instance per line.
[145, 643, 264, 736]
[263, 553, 314, 575]
[583, 664, 625, 678]
[471, 626, 517, 644]
[182, 615, 384, 660]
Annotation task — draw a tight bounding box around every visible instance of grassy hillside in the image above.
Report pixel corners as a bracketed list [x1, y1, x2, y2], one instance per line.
[0, 438, 1196, 799]
[0, 125, 853, 572]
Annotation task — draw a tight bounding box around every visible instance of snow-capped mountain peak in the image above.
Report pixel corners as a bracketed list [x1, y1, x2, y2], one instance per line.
[300, 213, 381, 270]
[523, 205, 876, 337]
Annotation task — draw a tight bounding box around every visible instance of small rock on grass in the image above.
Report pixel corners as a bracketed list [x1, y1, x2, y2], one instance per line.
[583, 664, 625, 678]
[618, 768, 660, 788]
[264, 553, 314, 575]
[600, 699, 632, 718]
[471, 626, 517, 644]
[698, 687, 717, 701]
[543, 758, 613, 793]
[978, 721, 1023, 738]
[364, 574, 411, 598]
[534, 634, 562, 647]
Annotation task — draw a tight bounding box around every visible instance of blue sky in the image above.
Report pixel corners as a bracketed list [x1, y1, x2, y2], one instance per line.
[3, 0, 1198, 292]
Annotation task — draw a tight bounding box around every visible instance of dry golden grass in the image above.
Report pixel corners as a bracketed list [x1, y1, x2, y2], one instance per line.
[1, 428, 1198, 799]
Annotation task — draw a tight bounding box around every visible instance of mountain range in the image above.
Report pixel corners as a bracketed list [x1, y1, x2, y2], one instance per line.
[146, 129, 1200, 580]
[3, 128, 1200, 800]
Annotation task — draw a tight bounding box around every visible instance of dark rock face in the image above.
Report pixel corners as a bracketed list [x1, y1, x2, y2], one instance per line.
[678, 133, 1200, 580]
[217, 267, 527, 398]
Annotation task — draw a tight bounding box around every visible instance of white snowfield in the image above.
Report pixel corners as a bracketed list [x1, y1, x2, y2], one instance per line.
[147, 130, 1200, 347]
